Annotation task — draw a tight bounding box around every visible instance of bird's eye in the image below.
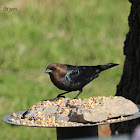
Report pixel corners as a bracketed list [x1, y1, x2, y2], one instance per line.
[50, 67, 56, 71]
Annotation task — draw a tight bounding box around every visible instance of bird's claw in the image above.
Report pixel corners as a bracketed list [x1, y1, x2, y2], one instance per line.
[49, 98, 58, 101]
[43, 95, 66, 102]
[56, 95, 65, 99]
[48, 96, 66, 102]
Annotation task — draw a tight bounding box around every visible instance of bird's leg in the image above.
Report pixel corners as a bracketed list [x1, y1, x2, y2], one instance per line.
[74, 89, 83, 99]
[48, 93, 68, 102]
[57, 91, 71, 98]
[46, 92, 70, 101]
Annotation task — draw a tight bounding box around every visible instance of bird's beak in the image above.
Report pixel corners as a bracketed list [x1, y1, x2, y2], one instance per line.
[44, 69, 52, 73]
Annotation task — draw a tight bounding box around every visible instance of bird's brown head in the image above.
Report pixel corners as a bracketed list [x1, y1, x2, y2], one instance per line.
[44, 63, 67, 78]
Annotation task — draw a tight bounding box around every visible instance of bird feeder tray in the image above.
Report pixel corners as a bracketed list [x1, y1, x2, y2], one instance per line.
[2, 105, 140, 140]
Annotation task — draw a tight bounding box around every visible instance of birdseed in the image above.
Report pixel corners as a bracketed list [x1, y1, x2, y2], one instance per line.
[8, 96, 129, 127]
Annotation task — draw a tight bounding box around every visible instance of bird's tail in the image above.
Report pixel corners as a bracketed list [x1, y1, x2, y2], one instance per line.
[99, 63, 119, 71]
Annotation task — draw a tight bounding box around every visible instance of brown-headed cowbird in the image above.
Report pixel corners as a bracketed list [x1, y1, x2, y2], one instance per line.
[44, 63, 118, 99]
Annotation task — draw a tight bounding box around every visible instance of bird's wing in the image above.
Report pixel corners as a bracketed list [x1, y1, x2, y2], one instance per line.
[65, 65, 100, 86]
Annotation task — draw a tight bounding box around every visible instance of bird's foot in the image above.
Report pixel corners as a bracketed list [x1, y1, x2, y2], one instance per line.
[73, 89, 83, 99]
[49, 95, 65, 102]
[56, 95, 65, 99]
[49, 97, 59, 101]
[43, 95, 66, 102]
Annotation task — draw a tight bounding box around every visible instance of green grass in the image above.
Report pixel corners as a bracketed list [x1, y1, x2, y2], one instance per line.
[0, 0, 130, 139]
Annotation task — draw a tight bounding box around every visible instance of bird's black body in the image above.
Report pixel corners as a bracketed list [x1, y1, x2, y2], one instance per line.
[45, 63, 118, 99]
[64, 65, 100, 91]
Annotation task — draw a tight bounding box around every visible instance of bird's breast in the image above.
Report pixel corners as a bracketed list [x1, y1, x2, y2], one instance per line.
[49, 73, 79, 91]
[50, 74, 68, 91]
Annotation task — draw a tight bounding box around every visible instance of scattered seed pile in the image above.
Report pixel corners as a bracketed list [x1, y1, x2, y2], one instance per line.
[8, 96, 139, 127]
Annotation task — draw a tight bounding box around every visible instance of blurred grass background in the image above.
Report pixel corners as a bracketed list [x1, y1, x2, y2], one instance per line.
[0, 0, 130, 139]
